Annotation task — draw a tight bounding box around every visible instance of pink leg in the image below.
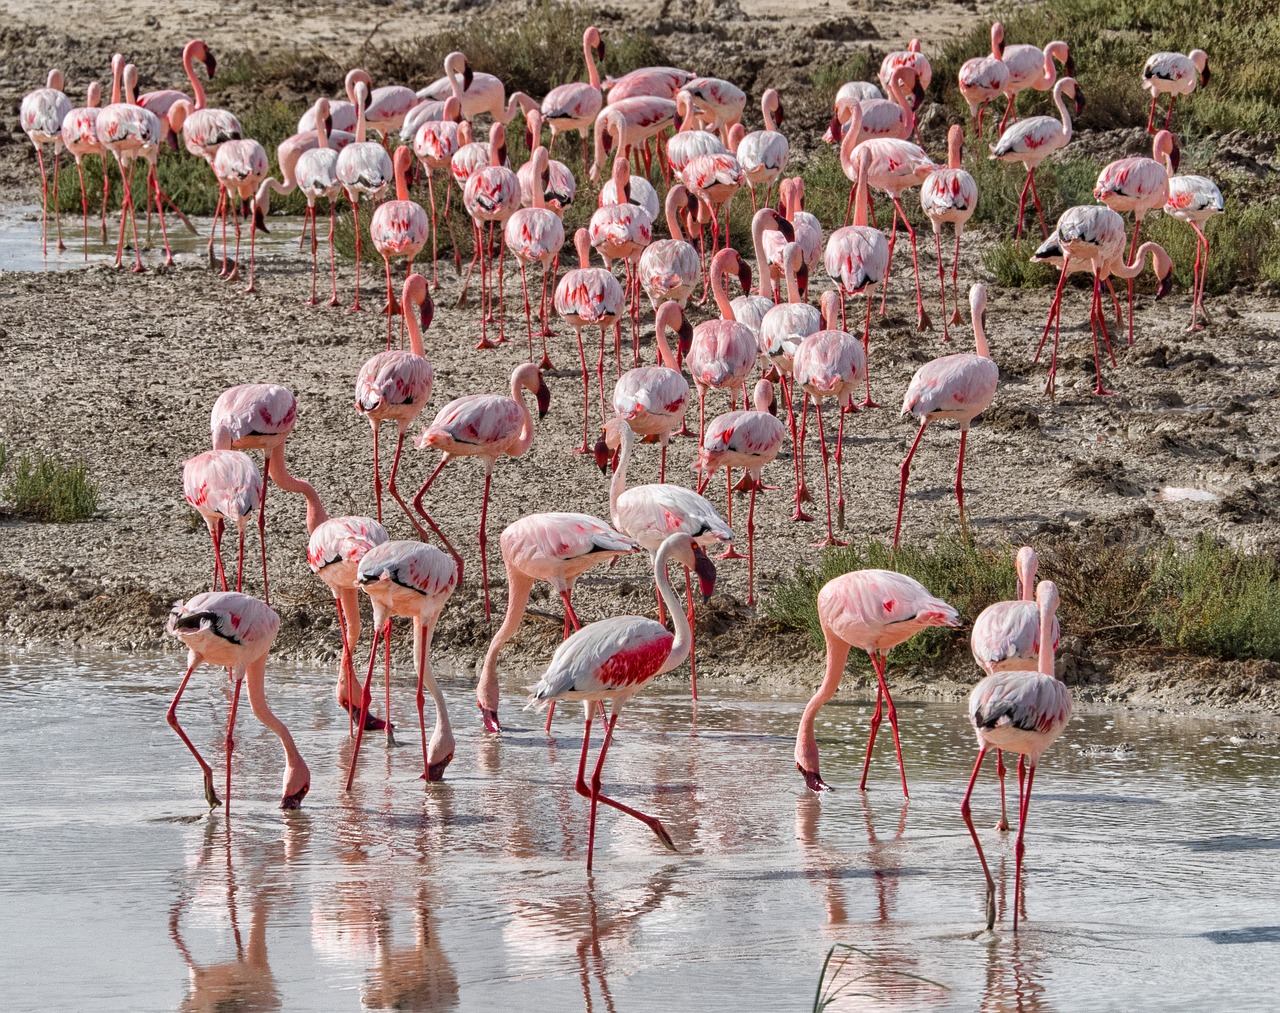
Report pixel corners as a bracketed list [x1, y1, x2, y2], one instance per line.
[349, 200, 364, 311]
[995, 749, 1010, 832]
[572, 327, 591, 454]
[951, 230, 963, 325]
[1145, 91, 1158, 133]
[166, 658, 221, 808]
[35, 144, 50, 257]
[1027, 170, 1047, 238]
[304, 206, 319, 305]
[934, 225, 949, 342]
[892, 197, 931, 330]
[520, 263, 534, 362]
[684, 568, 699, 702]
[478, 470, 494, 622]
[858, 682, 883, 792]
[1088, 273, 1115, 396]
[745, 485, 758, 606]
[327, 203, 340, 306]
[893, 420, 928, 548]
[412, 458, 466, 584]
[209, 520, 228, 592]
[1012, 764, 1038, 930]
[236, 526, 246, 593]
[1163, 94, 1176, 131]
[879, 201, 899, 315]
[223, 675, 243, 816]
[1014, 168, 1033, 241]
[371, 425, 383, 522]
[793, 392, 813, 521]
[77, 160, 89, 259]
[955, 427, 970, 532]
[258, 453, 270, 604]
[961, 746, 997, 929]
[998, 91, 1015, 134]
[860, 294, 882, 408]
[1125, 217, 1143, 345]
[383, 614, 396, 747]
[812, 399, 846, 547]
[344, 620, 386, 790]
[872, 651, 909, 798]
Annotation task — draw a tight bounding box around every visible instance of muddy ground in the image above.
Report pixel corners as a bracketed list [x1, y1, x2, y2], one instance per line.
[2, 0, 1279, 716]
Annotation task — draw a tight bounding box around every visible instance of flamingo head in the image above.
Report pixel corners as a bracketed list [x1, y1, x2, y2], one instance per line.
[1035, 579, 1060, 617]
[770, 208, 795, 242]
[991, 22, 1004, 59]
[1153, 248, 1174, 300]
[313, 97, 332, 135]
[755, 378, 777, 415]
[796, 259, 809, 301]
[826, 113, 843, 144]
[1062, 78, 1085, 115]
[253, 200, 269, 235]
[168, 99, 190, 133]
[586, 25, 605, 60]
[676, 311, 694, 358]
[403, 273, 433, 328]
[1191, 49, 1210, 86]
[969, 282, 987, 334]
[185, 40, 216, 78]
[1015, 545, 1039, 600]
[692, 543, 717, 602]
[345, 68, 374, 107]
[535, 375, 551, 418]
[444, 96, 463, 124]
[911, 76, 926, 111]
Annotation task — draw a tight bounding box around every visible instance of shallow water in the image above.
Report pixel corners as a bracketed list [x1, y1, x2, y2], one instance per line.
[2, 649, 1278, 1012]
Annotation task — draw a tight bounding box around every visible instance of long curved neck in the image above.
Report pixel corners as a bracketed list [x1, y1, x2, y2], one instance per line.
[184, 48, 207, 111]
[948, 131, 962, 170]
[244, 655, 308, 790]
[783, 249, 800, 303]
[395, 156, 409, 201]
[591, 115, 614, 181]
[405, 303, 425, 358]
[446, 62, 465, 103]
[654, 544, 692, 673]
[608, 426, 632, 523]
[512, 376, 536, 453]
[664, 188, 685, 240]
[973, 306, 990, 357]
[584, 37, 601, 90]
[1039, 47, 1056, 88]
[1053, 85, 1072, 137]
[1110, 241, 1158, 280]
[110, 60, 122, 106]
[762, 93, 777, 131]
[750, 216, 769, 298]
[314, 111, 328, 148]
[654, 313, 680, 369]
[1037, 599, 1056, 676]
[266, 447, 327, 533]
[711, 259, 736, 319]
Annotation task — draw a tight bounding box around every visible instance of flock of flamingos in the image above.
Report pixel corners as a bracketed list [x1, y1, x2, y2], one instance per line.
[20, 23, 1220, 929]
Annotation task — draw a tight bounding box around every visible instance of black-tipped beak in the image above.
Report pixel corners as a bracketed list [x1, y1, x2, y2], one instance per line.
[425, 753, 453, 781]
[1074, 89, 1086, 115]
[1065, 54, 1076, 78]
[777, 215, 795, 241]
[1172, 142, 1181, 171]
[797, 261, 809, 298]
[205, 52, 217, 78]
[498, 141, 508, 165]
[622, 181, 632, 203]
[738, 261, 753, 293]
[535, 379, 551, 418]
[693, 546, 717, 602]
[912, 80, 926, 109]
[827, 114, 842, 143]
[421, 293, 435, 330]
[603, 130, 614, 153]
[593, 436, 610, 473]
[1156, 272, 1173, 300]
[463, 65, 474, 91]
[281, 783, 309, 809]
[597, 38, 607, 62]
[775, 100, 785, 126]
[1201, 65, 1210, 87]
[673, 109, 683, 131]
[768, 393, 778, 416]
[979, 308, 987, 334]
[324, 112, 333, 135]
[677, 317, 694, 357]
[253, 206, 268, 233]
[524, 124, 533, 149]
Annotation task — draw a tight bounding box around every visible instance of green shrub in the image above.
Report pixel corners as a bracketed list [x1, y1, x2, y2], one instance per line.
[3, 450, 99, 522]
[982, 238, 1059, 288]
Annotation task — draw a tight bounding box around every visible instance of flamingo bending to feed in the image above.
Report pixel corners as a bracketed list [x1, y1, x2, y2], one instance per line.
[680, 77, 747, 144]
[878, 39, 930, 111]
[964, 580, 1071, 930]
[307, 515, 391, 732]
[590, 157, 654, 365]
[605, 66, 694, 103]
[554, 228, 625, 453]
[166, 592, 310, 811]
[413, 96, 464, 288]
[182, 449, 263, 597]
[958, 40, 1010, 136]
[589, 97, 677, 182]
[541, 25, 606, 166]
[335, 78, 393, 310]
[921, 125, 979, 340]
[736, 88, 789, 209]
[1164, 173, 1223, 331]
[596, 418, 729, 700]
[526, 532, 711, 870]
[346, 541, 459, 788]
[370, 147, 430, 344]
[413, 364, 552, 621]
[21, 68, 70, 255]
[356, 275, 436, 527]
[60, 80, 109, 257]
[990, 76, 1083, 240]
[1142, 49, 1209, 133]
[287, 98, 345, 305]
[694, 379, 786, 606]
[796, 568, 959, 795]
[894, 284, 999, 547]
[971, 545, 1061, 832]
[506, 145, 567, 368]
[612, 301, 692, 481]
[991, 24, 1073, 132]
[638, 183, 701, 310]
[478, 512, 639, 732]
[463, 122, 522, 349]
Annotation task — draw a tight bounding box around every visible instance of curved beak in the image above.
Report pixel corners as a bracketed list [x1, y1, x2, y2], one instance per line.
[421, 293, 435, 330]
[1171, 141, 1181, 171]
[1156, 272, 1173, 300]
[775, 100, 785, 126]
[324, 112, 333, 135]
[737, 260, 753, 292]
[777, 215, 795, 241]
[1200, 64, 1210, 87]
[1074, 88, 1086, 115]
[1065, 54, 1076, 78]
[597, 38, 607, 62]
[463, 64, 474, 91]
[677, 317, 694, 358]
[204, 51, 217, 78]
[826, 113, 842, 144]
[535, 378, 551, 418]
[693, 546, 717, 602]
[253, 205, 269, 234]
[593, 436, 610, 474]
[911, 79, 926, 109]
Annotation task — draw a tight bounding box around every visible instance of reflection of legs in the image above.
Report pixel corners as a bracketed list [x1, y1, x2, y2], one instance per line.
[684, 567, 698, 702]
[223, 675, 243, 815]
[961, 746, 997, 930]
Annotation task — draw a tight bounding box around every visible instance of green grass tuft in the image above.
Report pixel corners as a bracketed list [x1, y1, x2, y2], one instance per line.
[2, 448, 100, 522]
[982, 238, 1059, 288]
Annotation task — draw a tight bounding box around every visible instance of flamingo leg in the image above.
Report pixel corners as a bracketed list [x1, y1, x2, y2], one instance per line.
[257, 453, 270, 605]
[1012, 763, 1038, 930]
[236, 525, 246, 593]
[166, 657, 221, 808]
[209, 519, 228, 592]
[934, 225, 949, 342]
[520, 262, 534, 362]
[344, 620, 386, 790]
[998, 91, 1015, 134]
[35, 144, 50, 256]
[386, 427, 424, 539]
[892, 196, 930, 330]
[1027, 170, 1047, 238]
[150, 166, 173, 266]
[478, 470, 494, 622]
[793, 391, 813, 521]
[333, 594, 354, 738]
[349, 198, 364, 311]
[834, 400, 847, 530]
[572, 326, 591, 454]
[383, 614, 396, 747]
[327, 202, 340, 306]
[1145, 91, 1158, 133]
[412, 457, 466, 584]
[76, 159, 89, 259]
[873, 650, 909, 797]
[961, 746, 997, 929]
[893, 419, 929, 548]
[879, 200, 899, 315]
[1163, 94, 1177, 131]
[955, 426, 970, 534]
[859, 293, 882, 408]
[745, 484, 758, 606]
[858, 680, 884, 792]
[223, 674, 243, 816]
[304, 206, 319, 304]
[1014, 168, 1034, 241]
[383, 257, 395, 347]
[951, 229, 963, 325]
[427, 170, 439, 288]
[1125, 217, 1143, 345]
[811, 399, 845, 547]
[1088, 272, 1115, 396]
[995, 749, 1010, 832]
[371, 423, 384, 522]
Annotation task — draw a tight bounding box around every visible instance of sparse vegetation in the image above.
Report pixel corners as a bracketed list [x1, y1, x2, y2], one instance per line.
[1, 448, 100, 522]
[812, 944, 949, 1011]
[982, 237, 1059, 288]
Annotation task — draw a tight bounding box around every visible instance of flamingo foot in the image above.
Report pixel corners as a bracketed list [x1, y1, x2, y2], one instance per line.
[798, 764, 832, 793]
[791, 507, 815, 522]
[203, 774, 221, 809]
[715, 546, 747, 560]
[950, 306, 962, 325]
[538, 353, 554, 370]
[812, 537, 848, 548]
[340, 699, 388, 732]
[996, 817, 1010, 832]
[859, 397, 884, 409]
[480, 705, 502, 734]
[475, 338, 500, 350]
[918, 308, 932, 331]
[281, 784, 310, 809]
[327, 294, 341, 308]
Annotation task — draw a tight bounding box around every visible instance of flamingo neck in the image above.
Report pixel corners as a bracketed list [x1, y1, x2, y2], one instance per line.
[1039, 47, 1056, 88]
[948, 131, 962, 170]
[783, 248, 801, 304]
[762, 92, 777, 131]
[584, 36, 601, 90]
[664, 188, 685, 240]
[530, 152, 545, 209]
[355, 93, 367, 143]
[608, 425, 632, 523]
[653, 542, 692, 673]
[395, 157, 409, 201]
[314, 109, 328, 148]
[1038, 598, 1057, 677]
[750, 215, 770, 298]
[183, 47, 207, 111]
[711, 259, 736, 319]
[512, 376, 536, 453]
[973, 308, 991, 358]
[412, 613, 453, 747]
[110, 60, 122, 106]
[405, 303, 425, 358]
[853, 158, 870, 227]
[1053, 85, 1073, 138]
[654, 312, 680, 369]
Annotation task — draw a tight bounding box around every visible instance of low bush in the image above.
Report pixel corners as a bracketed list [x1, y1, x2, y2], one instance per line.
[2, 449, 100, 522]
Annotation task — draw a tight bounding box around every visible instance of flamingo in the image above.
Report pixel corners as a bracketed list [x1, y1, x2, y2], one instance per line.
[736, 207, 794, 333]
[596, 417, 730, 700]
[335, 78, 393, 311]
[687, 248, 758, 447]
[287, 98, 346, 306]
[121, 63, 182, 265]
[638, 183, 701, 310]
[414, 96, 465, 289]
[477, 512, 639, 732]
[307, 515, 391, 733]
[612, 301, 692, 481]
[1142, 49, 1209, 133]
[506, 145, 567, 367]
[795, 568, 959, 795]
[95, 57, 152, 270]
[825, 67, 916, 145]
[554, 228, 625, 453]
[600, 166, 658, 221]
[964, 580, 1071, 930]
[764, 177, 822, 282]
[589, 97, 677, 183]
[590, 157, 654, 365]
[666, 92, 725, 178]
[412, 363, 552, 621]
[299, 96, 358, 135]
[166, 592, 310, 812]
[346, 541, 459, 788]
[736, 88, 789, 209]
[958, 41, 1010, 136]
[182, 449, 263, 598]
[1164, 173, 1223, 331]
[1094, 130, 1177, 344]
[694, 378, 786, 606]
[971, 545, 1061, 833]
[990, 76, 1083, 240]
[878, 39, 930, 113]
[59, 80, 109, 258]
[370, 147, 430, 344]
[355, 274, 436, 528]
[526, 532, 712, 870]
[20, 68, 70, 255]
[681, 150, 744, 260]
[604, 66, 694, 103]
[823, 80, 883, 142]
[792, 301, 867, 547]
[463, 122, 522, 349]
[423, 51, 526, 125]
[212, 135, 269, 290]
[991, 24, 1073, 132]
[894, 284, 999, 547]
[921, 125, 980, 340]
[520, 109, 578, 214]
[680, 77, 746, 145]
[541, 25, 606, 166]
[343, 68, 420, 144]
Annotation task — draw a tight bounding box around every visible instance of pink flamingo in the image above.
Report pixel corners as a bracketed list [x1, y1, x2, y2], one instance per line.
[285, 98, 346, 306]
[370, 147, 430, 343]
[60, 80, 110, 258]
[413, 363, 552, 621]
[356, 274, 436, 527]
[590, 157, 654, 366]
[463, 122, 522, 349]
[166, 592, 311, 811]
[963, 579, 1071, 930]
[793, 302, 867, 546]
[958, 37, 1010, 136]
[425, 51, 527, 125]
[597, 418, 729, 700]
[687, 248, 757, 445]
[413, 96, 464, 289]
[336, 77, 393, 311]
[1142, 49, 1209, 133]
[1094, 130, 1176, 343]
[520, 109, 578, 213]
[991, 25, 1073, 132]
[1164, 173, 1223, 331]
[589, 97, 677, 183]
[554, 228, 625, 453]
[694, 378, 786, 605]
[681, 150, 744, 260]
[541, 25, 606, 166]
[20, 67, 70, 255]
[212, 136, 269, 290]
[478, 512, 639, 732]
[605, 66, 694, 104]
[826, 68, 916, 145]
[526, 532, 710, 870]
[506, 146, 567, 368]
[680, 77, 746, 144]
[307, 515, 391, 732]
[878, 39, 930, 111]
[796, 568, 959, 795]
[600, 166, 658, 221]
[346, 541, 459, 788]
[182, 449, 263, 596]
[921, 125, 980, 340]
[343, 68, 420, 144]
[736, 88, 789, 209]
[122, 63, 182, 264]
[96, 57, 157, 271]
[990, 76, 1083, 239]
[823, 80, 883, 142]
[894, 284, 999, 547]
[666, 92, 725, 178]
[736, 207, 794, 333]
[971, 545, 1061, 832]
[764, 177, 822, 282]
[611, 301, 691, 482]
[299, 96, 357, 135]
[639, 183, 701, 310]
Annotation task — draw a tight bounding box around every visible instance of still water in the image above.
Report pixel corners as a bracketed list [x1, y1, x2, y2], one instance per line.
[1, 649, 1277, 1011]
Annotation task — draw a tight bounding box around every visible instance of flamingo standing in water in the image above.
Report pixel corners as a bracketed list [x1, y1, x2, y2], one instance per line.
[541, 25, 606, 166]
[463, 122, 522, 349]
[182, 449, 263, 596]
[307, 515, 391, 733]
[413, 364, 552, 621]
[346, 541, 459, 789]
[990, 76, 1083, 239]
[526, 532, 711, 870]
[355, 275, 435, 527]
[289, 98, 346, 306]
[735, 88, 789, 209]
[796, 568, 958, 795]
[1164, 173, 1223, 331]
[611, 301, 692, 481]
[921, 125, 979, 340]
[60, 80, 109, 257]
[413, 96, 464, 288]
[97, 56, 164, 271]
[963, 580, 1071, 930]
[477, 512, 639, 732]
[166, 592, 310, 812]
[336, 78, 393, 311]
[213, 134, 269, 289]
[370, 147, 430, 344]
[894, 284, 999, 547]
[1142, 49, 1209, 133]
[20, 68, 70, 255]
[638, 183, 701, 310]
[506, 145, 567, 368]
[958, 33, 1010, 136]
[590, 157, 654, 366]
[991, 25, 1073, 132]
[694, 378, 786, 606]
